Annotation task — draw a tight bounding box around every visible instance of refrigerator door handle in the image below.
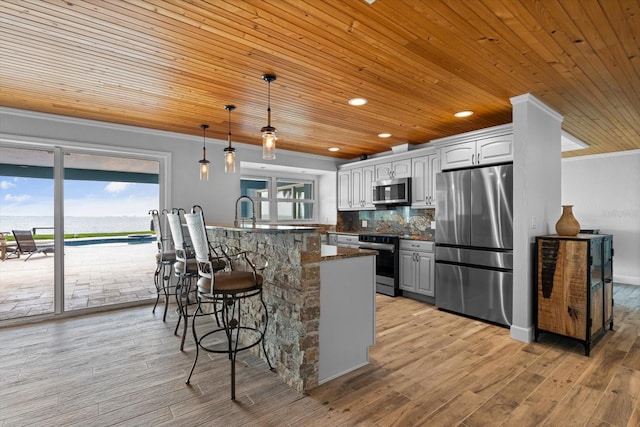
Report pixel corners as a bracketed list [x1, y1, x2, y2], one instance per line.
[499, 276, 511, 327]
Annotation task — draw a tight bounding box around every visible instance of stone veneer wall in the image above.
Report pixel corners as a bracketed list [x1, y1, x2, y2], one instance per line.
[207, 228, 321, 393]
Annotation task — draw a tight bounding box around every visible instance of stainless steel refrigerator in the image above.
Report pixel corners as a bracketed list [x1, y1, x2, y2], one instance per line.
[435, 164, 513, 326]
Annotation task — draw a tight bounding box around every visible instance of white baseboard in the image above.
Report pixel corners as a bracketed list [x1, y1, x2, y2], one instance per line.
[615, 275, 640, 286]
[510, 324, 534, 343]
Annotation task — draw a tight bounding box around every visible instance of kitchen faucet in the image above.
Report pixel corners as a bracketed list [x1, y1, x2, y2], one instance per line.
[234, 195, 256, 227]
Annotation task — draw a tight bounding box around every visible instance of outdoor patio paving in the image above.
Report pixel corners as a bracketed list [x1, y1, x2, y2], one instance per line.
[0, 241, 158, 321]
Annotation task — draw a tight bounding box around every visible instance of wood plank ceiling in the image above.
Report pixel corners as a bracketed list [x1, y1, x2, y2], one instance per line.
[1, 0, 638, 159]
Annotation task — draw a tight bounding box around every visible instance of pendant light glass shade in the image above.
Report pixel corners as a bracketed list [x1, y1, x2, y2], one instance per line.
[261, 74, 277, 160]
[198, 124, 210, 181]
[224, 105, 237, 173]
[262, 126, 277, 160]
[224, 148, 236, 173]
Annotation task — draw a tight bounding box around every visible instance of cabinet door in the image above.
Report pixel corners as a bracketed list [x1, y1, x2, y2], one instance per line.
[536, 239, 589, 340]
[392, 159, 412, 178]
[399, 250, 416, 291]
[589, 237, 605, 337]
[416, 252, 435, 296]
[476, 135, 513, 165]
[440, 141, 475, 170]
[351, 167, 363, 208]
[375, 160, 411, 180]
[361, 166, 375, 209]
[375, 162, 392, 181]
[337, 170, 352, 211]
[603, 235, 613, 325]
[411, 156, 429, 208]
[428, 154, 440, 207]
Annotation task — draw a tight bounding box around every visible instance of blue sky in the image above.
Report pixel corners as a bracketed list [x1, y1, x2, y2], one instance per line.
[0, 177, 159, 217]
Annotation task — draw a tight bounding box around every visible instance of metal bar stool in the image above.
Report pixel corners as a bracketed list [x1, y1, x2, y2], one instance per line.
[184, 207, 273, 400]
[166, 208, 227, 350]
[149, 209, 176, 321]
[166, 208, 198, 350]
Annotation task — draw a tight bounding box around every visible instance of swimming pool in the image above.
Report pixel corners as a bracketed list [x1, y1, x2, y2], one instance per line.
[64, 234, 155, 246]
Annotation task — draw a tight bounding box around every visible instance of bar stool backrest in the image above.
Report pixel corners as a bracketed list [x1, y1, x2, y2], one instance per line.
[184, 211, 212, 280]
[150, 209, 173, 259]
[166, 210, 189, 263]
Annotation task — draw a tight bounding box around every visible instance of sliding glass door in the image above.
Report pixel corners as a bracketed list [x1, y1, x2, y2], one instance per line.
[0, 146, 55, 320]
[62, 152, 159, 312]
[0, 144, 164, 322]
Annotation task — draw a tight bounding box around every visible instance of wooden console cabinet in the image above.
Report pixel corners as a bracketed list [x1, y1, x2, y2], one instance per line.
[535, 234, 614, 355]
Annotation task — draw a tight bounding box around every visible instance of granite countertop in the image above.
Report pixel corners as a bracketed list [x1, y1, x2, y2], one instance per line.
[321, 244, 377, 260]
[206, 223, 318, 233]
[329, 231, 434, 241]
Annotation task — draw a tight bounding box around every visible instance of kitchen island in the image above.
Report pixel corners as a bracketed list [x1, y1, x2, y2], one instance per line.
[206, 224, 376, 392]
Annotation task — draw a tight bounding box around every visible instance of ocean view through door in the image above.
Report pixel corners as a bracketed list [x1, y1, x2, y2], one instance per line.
[0, 146, 55, 319]
[62, 152, 159, 312]
[0, 145, 162, 322]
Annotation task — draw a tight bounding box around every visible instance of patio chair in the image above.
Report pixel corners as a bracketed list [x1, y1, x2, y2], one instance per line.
[1, 232, 19, 261]
[12, 230, 55, 261]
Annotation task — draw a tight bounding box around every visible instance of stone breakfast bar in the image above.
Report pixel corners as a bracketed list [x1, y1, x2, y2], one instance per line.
[206, 224, 377, 393]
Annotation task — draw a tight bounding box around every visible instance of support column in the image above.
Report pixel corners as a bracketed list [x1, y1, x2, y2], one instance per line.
[510, 94, 563, 342]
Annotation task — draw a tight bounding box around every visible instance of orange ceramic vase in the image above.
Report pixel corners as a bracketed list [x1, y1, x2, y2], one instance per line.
[555, 205, 581, 236]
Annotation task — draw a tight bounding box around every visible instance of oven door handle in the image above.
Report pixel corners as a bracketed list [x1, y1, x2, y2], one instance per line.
[358, 242, 395, 252]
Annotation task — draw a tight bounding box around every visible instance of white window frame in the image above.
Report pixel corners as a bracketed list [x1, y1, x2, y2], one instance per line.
[241, 173, 317, 224]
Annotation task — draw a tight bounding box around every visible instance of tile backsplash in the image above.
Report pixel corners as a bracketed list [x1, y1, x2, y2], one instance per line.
[337, 207, 435, 239]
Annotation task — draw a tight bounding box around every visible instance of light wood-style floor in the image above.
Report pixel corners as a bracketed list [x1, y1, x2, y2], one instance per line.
[1, 284, 639, 426]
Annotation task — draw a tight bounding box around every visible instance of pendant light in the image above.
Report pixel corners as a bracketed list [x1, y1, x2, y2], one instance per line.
[261, 73, 277, 160]
[223, 104, 236, 173]
[198, 124, 210, 181]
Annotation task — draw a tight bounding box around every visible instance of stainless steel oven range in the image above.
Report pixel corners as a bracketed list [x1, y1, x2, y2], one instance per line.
[358, 234, 401, 297]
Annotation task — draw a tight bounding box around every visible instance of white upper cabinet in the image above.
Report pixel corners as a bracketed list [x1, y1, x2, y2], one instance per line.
[375, 158, 411, 180]
[440, 134, 513, 170]
[337, 169, 352, 210]
[337, 124, 513, 211]
[337, 165, 375, 211]
[411, 153, 440, 208]
[477, 135, 514, 164]
[361, 166, 375, 208]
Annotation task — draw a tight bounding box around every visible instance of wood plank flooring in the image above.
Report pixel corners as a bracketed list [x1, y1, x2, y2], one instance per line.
[1, 284, 638, 426]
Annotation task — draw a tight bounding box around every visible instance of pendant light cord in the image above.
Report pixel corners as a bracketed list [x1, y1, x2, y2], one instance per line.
[267, 81, 271, 127]
[228, 107, 232, 148]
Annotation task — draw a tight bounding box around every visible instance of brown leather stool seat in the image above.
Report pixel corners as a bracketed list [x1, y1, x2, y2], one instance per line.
[197, 271, 263, 294]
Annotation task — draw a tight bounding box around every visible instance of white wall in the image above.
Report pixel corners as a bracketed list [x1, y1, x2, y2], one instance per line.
[562, 150, 640, 285]
[510, 94, 563, 343]
[0, 108, 339, 224]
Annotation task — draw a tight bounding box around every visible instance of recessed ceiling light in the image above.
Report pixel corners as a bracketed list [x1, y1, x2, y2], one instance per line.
[378, 133, 392, 138]
[454, 110, 474, 118]
[348, 97, 368, 106]
[328, 147, 340, 152]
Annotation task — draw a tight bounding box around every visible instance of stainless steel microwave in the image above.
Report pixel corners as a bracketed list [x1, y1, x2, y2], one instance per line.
[372, 177, 411, 205]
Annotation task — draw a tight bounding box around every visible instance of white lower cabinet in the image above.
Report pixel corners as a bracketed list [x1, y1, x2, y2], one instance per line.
[399, 240, 434, 297]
